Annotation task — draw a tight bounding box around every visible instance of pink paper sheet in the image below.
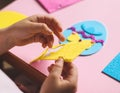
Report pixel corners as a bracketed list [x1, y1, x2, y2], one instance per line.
[37, 0, 80, 13]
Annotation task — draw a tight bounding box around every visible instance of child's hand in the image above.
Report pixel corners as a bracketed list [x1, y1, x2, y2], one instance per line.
[6, 15, 65, 48]
[40, 58, 78, 93]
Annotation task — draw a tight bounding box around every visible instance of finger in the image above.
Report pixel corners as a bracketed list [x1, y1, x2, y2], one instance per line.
[37, 15, 62, 32]
[49, 17, 62, 32]
[30, 22, 52, 35]
[54, 31, 65, 42]
[63, 63, 78, 83]
[33, 34, 48, 47]
[61, 64, 68, 77]
[39, 38, 47, 48]
[34, 15, 65, 41]
[42, 43, 47, 48]
[32, 34, 48, 48]
[28, 15, 62, 32]
[28, 15, 65, 41]
[48, 64, 54, 72]
[48, 66, 51, 72]
[44, 16, 65, 41]
[40, 35, 54, 48]
[45, 16, 65, 41]
[46, 35, 54, 48]
[33, 33, 54, 48]
[16, 34, 46, 46]
[50, 57, 64, 77]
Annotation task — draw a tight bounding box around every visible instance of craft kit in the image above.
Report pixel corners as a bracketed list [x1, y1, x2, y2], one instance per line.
[34, 20, 107, 62]
[0, 11, 107, 63]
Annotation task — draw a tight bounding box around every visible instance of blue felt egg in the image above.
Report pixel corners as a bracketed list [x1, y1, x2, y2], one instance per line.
[60, 20, 107, 56]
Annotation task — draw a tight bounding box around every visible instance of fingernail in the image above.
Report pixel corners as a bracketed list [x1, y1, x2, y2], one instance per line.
[47, 30, 53, 35]
[61, 36, 65, 41]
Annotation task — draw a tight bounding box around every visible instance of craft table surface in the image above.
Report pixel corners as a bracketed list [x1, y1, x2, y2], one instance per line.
[2, 0, 120, 93]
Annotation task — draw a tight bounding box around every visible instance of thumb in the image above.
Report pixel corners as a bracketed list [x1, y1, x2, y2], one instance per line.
[30, 22, 52, 35]
[50, 57, 64, 77]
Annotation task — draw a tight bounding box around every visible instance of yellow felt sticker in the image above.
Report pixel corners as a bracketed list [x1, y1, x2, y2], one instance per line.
[0, 11, 26, 29]
[33, 40, 94, 62]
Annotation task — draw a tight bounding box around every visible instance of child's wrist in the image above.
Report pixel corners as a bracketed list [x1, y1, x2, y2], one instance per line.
[0, 28, 15, 49]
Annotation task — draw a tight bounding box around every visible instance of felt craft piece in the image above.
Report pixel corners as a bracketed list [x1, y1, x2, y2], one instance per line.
[67, 32, 80, 42]
[102, 53, 120, 82]
[32, 39, 94, 62]
[60, 20, 107, 55]
[0, 11, 26, 29]
[37, 0, 80, 13]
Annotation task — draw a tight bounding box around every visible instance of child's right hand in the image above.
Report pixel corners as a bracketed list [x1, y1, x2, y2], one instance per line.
[40, 58, 78, 93]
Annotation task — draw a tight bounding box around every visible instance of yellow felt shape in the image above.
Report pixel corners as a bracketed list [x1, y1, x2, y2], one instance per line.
[0, 11, 26, 29]
[33, 40, 94, 62]
[67, 33, 80, 42]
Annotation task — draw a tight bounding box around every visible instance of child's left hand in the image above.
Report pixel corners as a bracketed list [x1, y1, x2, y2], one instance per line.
[5, 15, 65, 48]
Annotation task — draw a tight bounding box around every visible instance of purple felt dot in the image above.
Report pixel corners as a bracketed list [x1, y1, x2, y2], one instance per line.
[68, 27, 76, 31]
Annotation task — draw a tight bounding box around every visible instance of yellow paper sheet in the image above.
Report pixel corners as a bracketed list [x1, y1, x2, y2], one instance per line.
[0, 11, 26, 29]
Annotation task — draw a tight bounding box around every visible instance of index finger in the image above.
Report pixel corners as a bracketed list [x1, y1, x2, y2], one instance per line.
[37, 15, 65, 41]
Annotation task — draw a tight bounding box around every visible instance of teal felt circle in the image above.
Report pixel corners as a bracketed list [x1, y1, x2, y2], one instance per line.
[60, 20, 107, 55]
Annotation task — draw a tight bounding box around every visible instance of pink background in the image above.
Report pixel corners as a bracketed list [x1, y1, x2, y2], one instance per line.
[2, 0, 120, 93]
